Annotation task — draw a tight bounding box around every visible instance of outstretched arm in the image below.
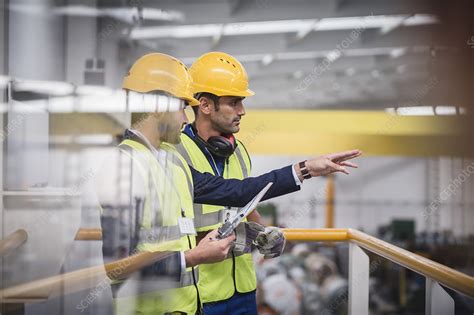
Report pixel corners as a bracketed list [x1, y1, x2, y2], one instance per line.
[192, 149, 362, 207]
[192, 164, 299, 207]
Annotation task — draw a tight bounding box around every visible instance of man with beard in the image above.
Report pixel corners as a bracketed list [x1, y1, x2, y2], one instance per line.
[175, 51, 361, 315]
[102, 52, 361, 314]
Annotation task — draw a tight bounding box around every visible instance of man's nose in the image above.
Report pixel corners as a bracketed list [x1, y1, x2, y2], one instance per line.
[237, 102, 246, 116]
[181, 109, 189, 124]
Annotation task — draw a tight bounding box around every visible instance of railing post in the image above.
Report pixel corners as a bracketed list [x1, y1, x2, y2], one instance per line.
[348, 243, 369, 315]
[425, 278, 454, 315]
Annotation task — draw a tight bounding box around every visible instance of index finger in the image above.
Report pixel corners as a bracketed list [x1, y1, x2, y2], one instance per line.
[220, 233, 236, 244]
[327, 149, 362, 161]
[206, 229, 219, 238]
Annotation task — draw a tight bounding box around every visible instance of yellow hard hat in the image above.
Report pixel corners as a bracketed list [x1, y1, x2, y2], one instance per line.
[123, 53, 199, 106]
[189, 51, 254, 97]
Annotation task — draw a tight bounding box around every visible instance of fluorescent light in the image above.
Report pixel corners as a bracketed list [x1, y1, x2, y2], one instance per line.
[77, 91, 126, 112]
[379, 15, 408, 34]
[261, 54, 274, 66]
[386, 106, 463, 116]
[276, 51, 326, 60]
[9, 99, 48, 113]
[397, 106, 434, 116]
[181, 46, 431, 65]
[13, 79, 74, 96]
[127, 91, 183, 113]
[224, 19, 311, 36]
[384, 108, 397, 115]
[9, 3, 48, 15]
[53, 5, 100, 17]
[75, 134, 114, 145]
[403, 14, 438, 26]
[316, 15, 404, 31]
[343, 47, 394, 57]
[76, 90, 183, 113]
[129, 14, 439, 40]
[296, 19, 318, 39]
[54, 6, 184, 23]
[51, 134, 115, 145]
[385, 106, 463, 116]
[326, 50, 341, 62]
[130, 24, 220, 39]
[434, 106, 457, 115]
[390, 47, 407, 58]
[105, 7, 184, 24]
[133, 19, 313, 39]
[385, 107, 434, 116]
[141, 8, 184, 22]
[76, 85, 114, 97]
[48, 96, 75, 113]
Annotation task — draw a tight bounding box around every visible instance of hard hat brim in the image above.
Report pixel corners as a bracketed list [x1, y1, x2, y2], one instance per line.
[241, 89, 255, 97]
[185, 96, 200, 106]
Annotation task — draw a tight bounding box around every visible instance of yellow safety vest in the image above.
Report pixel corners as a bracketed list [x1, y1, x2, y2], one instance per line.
[175, 133, 256, 304]
[113, 139, 199, 315]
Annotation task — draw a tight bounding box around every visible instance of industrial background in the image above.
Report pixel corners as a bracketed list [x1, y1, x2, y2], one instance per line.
[0, 0, 473, 314]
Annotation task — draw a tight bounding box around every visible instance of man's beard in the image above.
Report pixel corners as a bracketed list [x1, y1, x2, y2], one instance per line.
[213, 120, 239, 135]
[158, 122, 182, 144]
[160, 131, 181, 144]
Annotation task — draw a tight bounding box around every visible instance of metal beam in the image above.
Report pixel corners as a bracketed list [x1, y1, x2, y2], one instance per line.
[237, 110, 471, 156]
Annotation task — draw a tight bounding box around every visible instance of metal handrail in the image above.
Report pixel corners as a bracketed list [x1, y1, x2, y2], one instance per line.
[0, 229, 28, 257]
[283, 228, 474, 298]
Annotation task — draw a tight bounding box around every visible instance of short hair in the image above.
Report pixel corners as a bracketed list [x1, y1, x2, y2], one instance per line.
[193, 92, 220, 116]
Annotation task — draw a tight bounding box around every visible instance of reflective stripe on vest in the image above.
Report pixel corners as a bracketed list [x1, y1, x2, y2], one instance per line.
[175, 133, 257, 303]
[113, 263, 197, 296]
[115, 139, 199, 314]
[233, 145, 249, 178]
[138, 226, 182, 244]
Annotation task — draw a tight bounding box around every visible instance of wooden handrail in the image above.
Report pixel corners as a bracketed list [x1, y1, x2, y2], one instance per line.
[283, 228, 474, 298]
[77, 227, 474, 296]
[3, 227, 471, 303]
[0, 251, 171, 303]
[0, 229, 28, 257]
[74, 228, 102, 241]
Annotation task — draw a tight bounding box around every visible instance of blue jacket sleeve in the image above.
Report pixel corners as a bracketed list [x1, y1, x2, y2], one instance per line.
[192, 165, 300, 207]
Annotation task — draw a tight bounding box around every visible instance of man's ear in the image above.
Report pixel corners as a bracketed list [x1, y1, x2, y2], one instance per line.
[199, 96, 212, 115]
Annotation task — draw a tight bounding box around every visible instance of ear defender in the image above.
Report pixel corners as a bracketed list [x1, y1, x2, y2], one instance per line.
[205, 134, 236, 158]
[191, 124, 237, 158]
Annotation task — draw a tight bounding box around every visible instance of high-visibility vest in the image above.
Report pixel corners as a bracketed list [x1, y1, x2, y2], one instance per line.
[113, 139, 199, 315]
[175, 133, 257, 303]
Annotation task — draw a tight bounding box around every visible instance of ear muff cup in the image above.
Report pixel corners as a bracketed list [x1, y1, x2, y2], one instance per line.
[191, 124, 237, 158]
[206, 135, 236, 158]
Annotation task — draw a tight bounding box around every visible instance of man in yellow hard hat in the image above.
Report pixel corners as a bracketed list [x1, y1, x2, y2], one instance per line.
[99, 52, 237, 315]
[175, 51, 362, 314]
[101, 52, 361, 314]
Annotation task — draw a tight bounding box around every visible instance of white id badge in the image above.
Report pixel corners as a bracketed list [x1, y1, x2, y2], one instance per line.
[178, 217, 196, 235]
[222, 208, 237, 224]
